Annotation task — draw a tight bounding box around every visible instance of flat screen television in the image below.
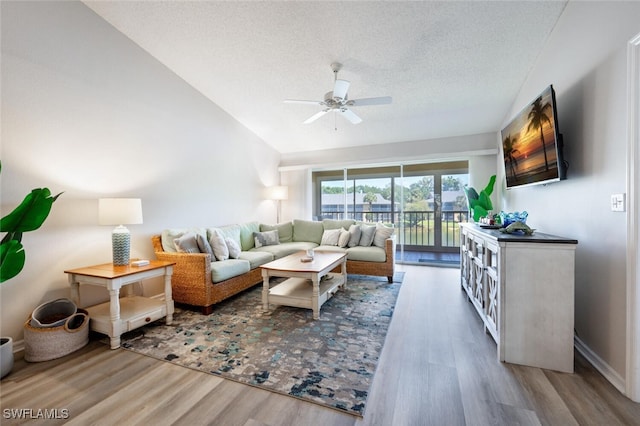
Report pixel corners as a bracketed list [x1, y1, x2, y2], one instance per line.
[501, 84, 567, 189]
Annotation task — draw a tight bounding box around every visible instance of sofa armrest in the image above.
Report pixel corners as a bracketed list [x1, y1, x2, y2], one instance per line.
[385, 236, 396, 264]
[151, 235, 213, 304]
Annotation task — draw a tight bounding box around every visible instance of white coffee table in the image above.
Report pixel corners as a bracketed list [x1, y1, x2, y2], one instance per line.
[261, 251, 347, 319]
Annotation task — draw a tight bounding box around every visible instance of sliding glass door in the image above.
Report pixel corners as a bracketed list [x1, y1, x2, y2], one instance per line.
[314, 162, 469, 264]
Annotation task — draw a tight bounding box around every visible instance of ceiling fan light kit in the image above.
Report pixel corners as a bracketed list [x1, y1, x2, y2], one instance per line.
[285, 63, 392, 125]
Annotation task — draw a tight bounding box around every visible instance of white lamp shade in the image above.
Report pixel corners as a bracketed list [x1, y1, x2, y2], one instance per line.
[98, 198, 143, 226]
[268, 186, 288, 201]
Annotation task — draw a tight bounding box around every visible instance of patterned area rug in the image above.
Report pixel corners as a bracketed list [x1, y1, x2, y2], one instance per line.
[119, 273, 403, 416]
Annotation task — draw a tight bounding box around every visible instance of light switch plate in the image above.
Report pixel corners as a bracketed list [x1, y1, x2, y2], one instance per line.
[611, 193, 626, 212]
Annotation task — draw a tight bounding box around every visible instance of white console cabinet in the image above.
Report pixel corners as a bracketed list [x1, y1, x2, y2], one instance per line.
[460, 223, 578, 373]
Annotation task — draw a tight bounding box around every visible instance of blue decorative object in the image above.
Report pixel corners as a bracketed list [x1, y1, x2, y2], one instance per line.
[500, 211, 528, 227]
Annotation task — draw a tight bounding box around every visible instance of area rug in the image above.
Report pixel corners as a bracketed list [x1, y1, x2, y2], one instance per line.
[119, 272, 403, 416]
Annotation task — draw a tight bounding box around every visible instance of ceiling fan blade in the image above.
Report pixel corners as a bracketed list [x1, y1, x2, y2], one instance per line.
[284, 99, 325, 105]
[304, 109, 329, 124]
[349, 96, 392, 106]
[338, 108, 362, 124]
[333, 79, 350, 100]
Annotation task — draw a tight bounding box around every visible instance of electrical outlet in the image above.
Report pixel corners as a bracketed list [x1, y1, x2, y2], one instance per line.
[611, 193, 626, 212]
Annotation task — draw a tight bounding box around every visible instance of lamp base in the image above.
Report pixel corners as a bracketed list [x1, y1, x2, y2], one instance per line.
[112, 225, 130, 266]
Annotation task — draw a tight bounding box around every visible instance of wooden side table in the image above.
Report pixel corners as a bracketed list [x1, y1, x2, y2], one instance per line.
[65, 260, 175, 349]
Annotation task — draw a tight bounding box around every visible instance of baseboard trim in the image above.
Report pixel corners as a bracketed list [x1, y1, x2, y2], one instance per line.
[575, 335, 625, 394]
[11, 339, 25, 360]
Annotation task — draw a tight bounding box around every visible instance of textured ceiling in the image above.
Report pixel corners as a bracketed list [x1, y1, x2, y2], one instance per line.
[84, 1, 567, 154]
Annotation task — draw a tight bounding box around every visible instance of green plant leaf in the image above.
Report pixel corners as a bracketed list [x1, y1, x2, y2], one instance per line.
[0, 188, 61, 233]
[0, 240, 25, 283]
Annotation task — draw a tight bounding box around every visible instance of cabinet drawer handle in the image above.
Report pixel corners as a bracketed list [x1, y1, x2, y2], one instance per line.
[145, 317, 151, 323]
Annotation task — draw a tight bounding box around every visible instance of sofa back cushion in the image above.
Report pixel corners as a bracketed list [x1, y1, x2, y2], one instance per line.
[292, 219, 324, 245]
[260, 222, 293, 243]
[211, 225, 242, 249]
[161, 228, 207, 252]
[322, 219, 355, 231]
[239, 222, 261, 251]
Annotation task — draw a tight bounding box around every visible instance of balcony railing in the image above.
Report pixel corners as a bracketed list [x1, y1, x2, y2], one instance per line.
[318, 210, 469, 248]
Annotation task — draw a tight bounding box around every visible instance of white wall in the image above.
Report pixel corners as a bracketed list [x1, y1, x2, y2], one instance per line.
[500, 2, 640, 380]
[280, 132, 499, 219]
[0, 2, 280, 341]
[279, 132, 497, 170]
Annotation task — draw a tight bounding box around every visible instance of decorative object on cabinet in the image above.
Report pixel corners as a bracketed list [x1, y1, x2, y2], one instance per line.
[500, 221, 535, 235]
[500, 210, 529, 227]
[464, 175, 496, 222]
[98, 198, 143, 266]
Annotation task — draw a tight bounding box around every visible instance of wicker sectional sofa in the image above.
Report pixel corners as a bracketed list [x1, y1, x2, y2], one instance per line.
[152, 219, 396, 314]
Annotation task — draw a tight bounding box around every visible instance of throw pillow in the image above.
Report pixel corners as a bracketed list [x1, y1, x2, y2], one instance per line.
[209, 229, 229, 261]
[162, 227, 206, 253]
[373, 222, 395, 248]
[347, 224, 361, 248]
[320, 228, 341, 246]
[174, 233, 200, 253]
[254, 230, 280, 248]
[225, 237, 241, 259]
[260, 222, 293, 243]
[214, 224, 242, 251]
[338, 228, 350, 248]
[358, 224, 376, 247]
[196, 234, 214, 257]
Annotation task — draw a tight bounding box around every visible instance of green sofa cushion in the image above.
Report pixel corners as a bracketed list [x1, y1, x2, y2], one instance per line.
[250, 241, 318, 259]
[292, 219, 324, 244]
[212, 224, 242, 249]
[238, 251, 274, 269]
[322, 219, 356, 231]
[210, 259, 251, 283]
[239, 222, 261, 251]
[345, 246, 386, 262]
[260, 222, 293, 243]
[315, 246, 347, 254]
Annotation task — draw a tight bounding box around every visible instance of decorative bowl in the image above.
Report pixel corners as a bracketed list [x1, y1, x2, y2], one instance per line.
[500, 211, 528, 227]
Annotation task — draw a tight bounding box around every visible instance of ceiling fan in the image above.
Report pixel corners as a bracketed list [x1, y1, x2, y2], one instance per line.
[284, 63, 392, 125]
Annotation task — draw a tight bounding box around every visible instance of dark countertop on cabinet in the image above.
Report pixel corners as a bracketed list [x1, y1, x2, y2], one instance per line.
[461, 223, 578, 244]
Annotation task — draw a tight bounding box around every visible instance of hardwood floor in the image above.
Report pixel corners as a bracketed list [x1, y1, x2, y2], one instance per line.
[2, 265, 639, 425]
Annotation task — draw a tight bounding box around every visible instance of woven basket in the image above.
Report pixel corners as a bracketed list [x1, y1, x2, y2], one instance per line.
[23, 308, 90, 362]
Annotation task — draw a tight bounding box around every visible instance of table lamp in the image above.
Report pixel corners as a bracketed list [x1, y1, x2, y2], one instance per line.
[98, 198, 143, 265]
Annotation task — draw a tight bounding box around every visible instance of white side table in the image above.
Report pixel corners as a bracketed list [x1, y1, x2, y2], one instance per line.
[66, 260, 175, 349]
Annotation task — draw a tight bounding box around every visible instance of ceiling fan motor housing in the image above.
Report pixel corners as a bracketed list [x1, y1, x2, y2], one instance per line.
[324, 91, 347, 108]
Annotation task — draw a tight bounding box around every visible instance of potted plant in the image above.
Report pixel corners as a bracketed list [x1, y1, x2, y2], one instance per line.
[0, 161, 61, 378]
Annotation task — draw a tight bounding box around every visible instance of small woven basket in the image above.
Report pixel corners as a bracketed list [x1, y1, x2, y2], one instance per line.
[23, 309, 90, 362]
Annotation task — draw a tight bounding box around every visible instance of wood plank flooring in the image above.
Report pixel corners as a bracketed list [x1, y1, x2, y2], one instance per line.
[2, 265, 639, 425]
